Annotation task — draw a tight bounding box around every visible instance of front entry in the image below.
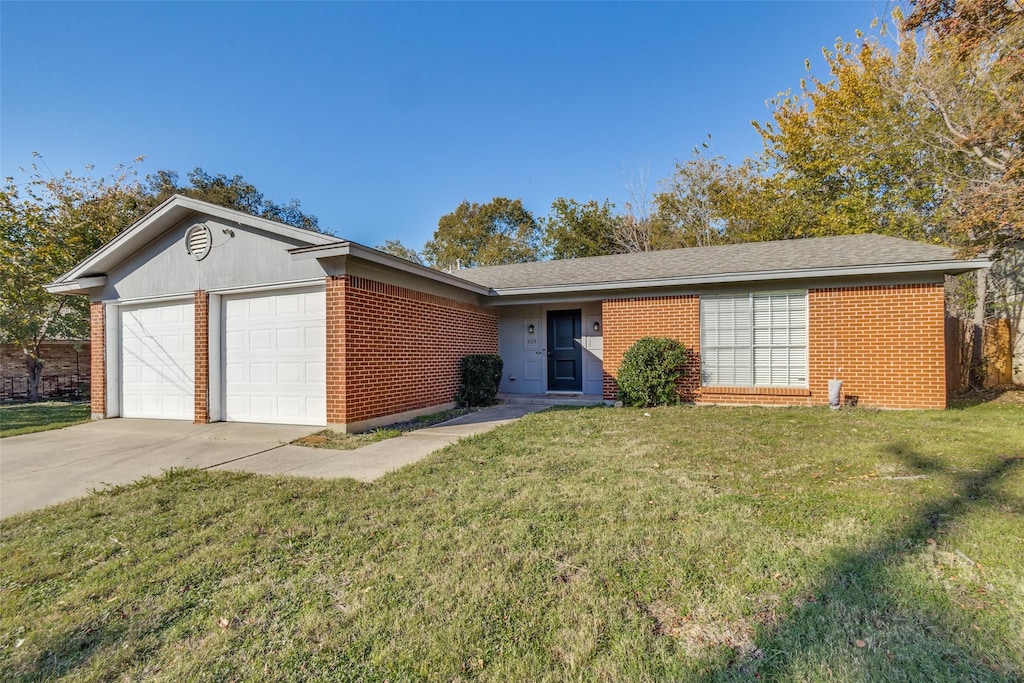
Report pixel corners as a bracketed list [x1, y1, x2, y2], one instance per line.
[547, 309, 583, 391]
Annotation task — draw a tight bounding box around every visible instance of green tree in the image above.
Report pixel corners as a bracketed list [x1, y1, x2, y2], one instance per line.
[542, 197, 618, 259]
[900, 1, 1024, 386]
[376, 239, 425, 265]
[900, 2, 1023, 254]
[1, 160, 150, 400]
[146, 167, 322, 232]
[654, 140, 732, 248]
[611, 170, 678, 253]
[749, 32, 954, 243]
[423, 197, 540, 269]
[725, 4, 1022, 386]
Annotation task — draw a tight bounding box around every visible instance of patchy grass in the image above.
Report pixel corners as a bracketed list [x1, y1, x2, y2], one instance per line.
[295, 407, 478, 450]
[0, 401, 89, 438]
[1, 398, 1022, 681]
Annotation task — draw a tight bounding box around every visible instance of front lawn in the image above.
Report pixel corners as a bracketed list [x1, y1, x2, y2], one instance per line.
[0, 401, 89, 438]
[1, 398, 1021, 681]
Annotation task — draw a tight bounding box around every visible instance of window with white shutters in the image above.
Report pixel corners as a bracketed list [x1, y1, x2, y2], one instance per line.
[700, 291, 807, 388]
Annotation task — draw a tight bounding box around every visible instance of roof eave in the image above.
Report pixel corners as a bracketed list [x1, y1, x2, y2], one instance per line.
[485, 259, 991, 297]
[289, 242, 494, 296]
[44, 275, 108, 295]
[51, 194, 336, 286]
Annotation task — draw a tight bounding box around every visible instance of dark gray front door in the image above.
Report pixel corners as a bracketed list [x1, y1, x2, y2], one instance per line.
[547, 309, 582, 391]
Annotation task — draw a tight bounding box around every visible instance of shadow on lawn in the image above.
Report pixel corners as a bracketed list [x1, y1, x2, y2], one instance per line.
[948, 387, 1024, 410]
[700, 450, 1023, 681]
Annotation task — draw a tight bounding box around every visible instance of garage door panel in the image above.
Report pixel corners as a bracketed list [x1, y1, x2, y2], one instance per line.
[160, 335, 183, 353]
[249, 330, 272, 349]
[249, 363, 272, 383]
[223, 289, 326, 426]
[305, 327, 325, 348]
[276, 294, 301, 314]
[277, 328, 300, 348]
[307, 361, 325, 383]
[121, 301, 194, 420]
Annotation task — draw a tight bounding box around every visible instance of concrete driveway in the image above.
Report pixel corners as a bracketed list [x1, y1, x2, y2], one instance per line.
[0, 419, 315, 518]
[0, 404, 551, 518]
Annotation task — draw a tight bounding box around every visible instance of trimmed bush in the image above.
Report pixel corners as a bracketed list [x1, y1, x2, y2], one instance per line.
[616, 337, 688, 407]
[456, 354, 504, 407]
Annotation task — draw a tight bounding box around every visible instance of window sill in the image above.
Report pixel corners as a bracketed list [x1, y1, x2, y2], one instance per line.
[701, 386, 811, 397]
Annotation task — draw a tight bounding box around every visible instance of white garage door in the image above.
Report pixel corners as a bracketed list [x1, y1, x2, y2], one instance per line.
[223, 289, 326, 426]
[121, 301, 195, 420]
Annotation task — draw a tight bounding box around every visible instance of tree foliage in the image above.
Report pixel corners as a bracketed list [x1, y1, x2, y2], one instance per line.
[376, 239, 425, 265]
[653, 140, 731, 248]
[541, 197, 618, 259]
[748, 33, 958, 243]
[424, 197, 540, 269]
[1, 160, 150, 399]
[900, 1, 1024, 254]
[610, 170, 678, 253]
[146, 168, 321, 232]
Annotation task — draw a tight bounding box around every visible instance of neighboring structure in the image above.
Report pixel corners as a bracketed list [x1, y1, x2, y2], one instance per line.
[47, 195, 988, 430]
[988, 242, 1023, 384]
[1, 340, 90, 401]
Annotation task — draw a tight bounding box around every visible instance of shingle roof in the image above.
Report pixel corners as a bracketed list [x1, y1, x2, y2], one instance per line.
[454, 234, 971, 292]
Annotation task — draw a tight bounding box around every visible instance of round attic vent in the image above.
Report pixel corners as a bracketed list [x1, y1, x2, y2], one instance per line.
[186, 224, 212, 261]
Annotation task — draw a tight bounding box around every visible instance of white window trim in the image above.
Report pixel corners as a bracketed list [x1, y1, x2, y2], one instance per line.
[700, 290, 809, 389]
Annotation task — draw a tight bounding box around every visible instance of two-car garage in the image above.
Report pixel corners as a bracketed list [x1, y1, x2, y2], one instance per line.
[117, 288, 326, 426]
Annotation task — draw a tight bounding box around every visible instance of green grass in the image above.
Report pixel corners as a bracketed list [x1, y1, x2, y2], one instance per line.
[0, 401, 89, 438]
[1, 397, 1022, 681]
[294, 407, 478, 450]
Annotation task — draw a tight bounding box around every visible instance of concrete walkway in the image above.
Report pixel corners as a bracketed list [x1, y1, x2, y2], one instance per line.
[210, 403, 549, 480]
[1, 404, 548, 517]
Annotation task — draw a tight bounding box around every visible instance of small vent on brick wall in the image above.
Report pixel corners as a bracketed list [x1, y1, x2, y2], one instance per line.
[186, 224, 212, 261]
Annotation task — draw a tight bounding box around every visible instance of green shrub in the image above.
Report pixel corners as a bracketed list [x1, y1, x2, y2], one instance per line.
[616, 337, 688, 407]
[456, 354, 504, 407]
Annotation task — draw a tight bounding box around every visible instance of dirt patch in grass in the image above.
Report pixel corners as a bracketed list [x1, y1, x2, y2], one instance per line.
[293, 407, 479, 450]
[648, 601, 766, 661]
[950, 386, 1024, 408]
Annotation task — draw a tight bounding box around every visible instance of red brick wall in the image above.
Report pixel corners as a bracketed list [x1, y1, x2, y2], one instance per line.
[601, 283, 948, 410]
[326, 275, 498, 426]
[1, 342, 88, 379]
[90, 302, 105, 416]
[808, 284, 946, 409]
[326, 277, 347, 425]
[194, 291, 209, 423]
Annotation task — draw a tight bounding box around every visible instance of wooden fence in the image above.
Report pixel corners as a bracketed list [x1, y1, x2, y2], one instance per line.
[945, 317, 1014, 394]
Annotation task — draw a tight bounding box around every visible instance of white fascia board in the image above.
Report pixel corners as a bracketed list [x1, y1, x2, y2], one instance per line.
[487, 258, 992, 297]
[52, 194, 335, 285]
[43, 275, 107, 294]
[289, 242, 494, 296]
[289, 242, 352, 260]
[173, 197, 337, 246]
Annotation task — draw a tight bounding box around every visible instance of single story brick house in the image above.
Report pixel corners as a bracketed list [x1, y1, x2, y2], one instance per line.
[46, 195, 988, 430]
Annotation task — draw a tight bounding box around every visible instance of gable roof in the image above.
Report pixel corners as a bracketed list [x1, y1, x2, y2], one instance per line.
[46, 194, 337, 293]
[456, 234, 989, 295]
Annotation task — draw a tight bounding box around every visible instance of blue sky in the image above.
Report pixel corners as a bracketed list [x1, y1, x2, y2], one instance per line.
[2, 1, 884, 248]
